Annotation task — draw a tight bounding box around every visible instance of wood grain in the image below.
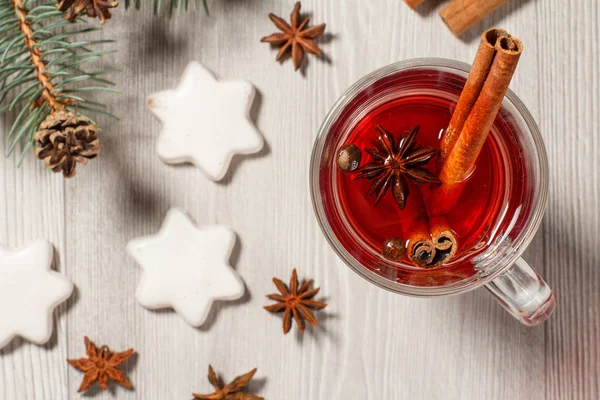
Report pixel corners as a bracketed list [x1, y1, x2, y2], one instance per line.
[0, 0, 598, 399]
[0, 115, 68, 399]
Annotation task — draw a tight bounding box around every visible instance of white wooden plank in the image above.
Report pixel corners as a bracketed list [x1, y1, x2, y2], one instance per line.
[537, 1, 600, 399]
[0, 0, 598, 399]
[0, 116, 69, 400]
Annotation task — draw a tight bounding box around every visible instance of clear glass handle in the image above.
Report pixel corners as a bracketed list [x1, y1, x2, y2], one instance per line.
[485, 257, 556, 326]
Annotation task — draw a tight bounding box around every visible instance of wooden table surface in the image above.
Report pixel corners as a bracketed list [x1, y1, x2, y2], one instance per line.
[1, 0, 598, 399]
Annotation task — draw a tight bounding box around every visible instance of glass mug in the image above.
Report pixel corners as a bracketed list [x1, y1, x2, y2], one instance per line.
[310, 58, 556, 326]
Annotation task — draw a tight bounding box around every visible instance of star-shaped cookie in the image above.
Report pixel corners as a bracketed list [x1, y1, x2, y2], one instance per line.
[0, 240, 74, 349]
[127, 208, 245, 327]
[147, 61, 264, 181]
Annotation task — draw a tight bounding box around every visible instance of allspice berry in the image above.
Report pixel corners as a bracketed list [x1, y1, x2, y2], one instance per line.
[337, 143, 361, 172]
[382, 237, 406, 262]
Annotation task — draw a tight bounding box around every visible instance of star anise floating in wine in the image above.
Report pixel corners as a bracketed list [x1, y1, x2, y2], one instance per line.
[354, 125, 440, 209]
[264, 269, 327, 334]
[67, 336, 134, 393]
[261, 2, 326, 71]
[193, 365, 263, 400]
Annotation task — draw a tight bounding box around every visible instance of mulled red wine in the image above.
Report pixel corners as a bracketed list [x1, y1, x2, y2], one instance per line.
[331, 93, 528, 281]
[313, 58, 554, 325]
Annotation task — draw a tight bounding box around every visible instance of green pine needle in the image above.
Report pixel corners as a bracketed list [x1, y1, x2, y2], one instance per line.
[125, 0, 210, 16]
[0, 1, 118, 161]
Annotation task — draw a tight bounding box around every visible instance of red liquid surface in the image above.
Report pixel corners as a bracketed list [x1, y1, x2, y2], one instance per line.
[328, 94, 528, 285]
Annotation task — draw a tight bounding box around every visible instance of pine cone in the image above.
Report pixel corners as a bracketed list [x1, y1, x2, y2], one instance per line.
[34, 109, 100, 178]
[57, 0, 118, 24]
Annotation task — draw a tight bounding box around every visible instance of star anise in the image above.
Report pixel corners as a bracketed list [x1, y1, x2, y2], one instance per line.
[67, 336, 134, 393]
[354, 124, 440, 209]
[193, 365, 264, 400]
[261, 2, 326, 71]
[264, 269, 327, 334]
[57, 0, 118, 24]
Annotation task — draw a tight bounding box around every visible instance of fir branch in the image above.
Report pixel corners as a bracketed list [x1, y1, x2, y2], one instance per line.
[0, 0, 117, 161]
[124, 0, 209, 16]
[12, 0, 62, 110]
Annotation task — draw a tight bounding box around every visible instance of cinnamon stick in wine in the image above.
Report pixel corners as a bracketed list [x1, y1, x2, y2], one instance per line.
[398, 187, 458, 268]
[429, 33, 523, 217]
[440, 28, 507, 163]
[400, 181, 436, 268]
[440, 0, 511, 36]
[404, 0, 424, 9]
[429, 215, 458, 266]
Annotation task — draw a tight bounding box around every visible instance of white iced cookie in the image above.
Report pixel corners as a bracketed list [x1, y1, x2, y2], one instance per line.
[147, 61, 264, 181]
[127, 208, 245, 327]
[0, 240, 74, 349]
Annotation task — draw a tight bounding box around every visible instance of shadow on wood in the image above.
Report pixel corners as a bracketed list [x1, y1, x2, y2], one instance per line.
[459, 0, 537, 43]
[415, 0, 446, 18]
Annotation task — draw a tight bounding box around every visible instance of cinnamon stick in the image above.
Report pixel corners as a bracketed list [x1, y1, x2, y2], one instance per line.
[429, 215, 458, 267]
[404, 0, 424, 9]
[440, 28, 507, 162]
[429, 33, 523, 217]
[440, 0, 510, 36]
[399, 181, 435, 268]
[397, 189, 458, 268]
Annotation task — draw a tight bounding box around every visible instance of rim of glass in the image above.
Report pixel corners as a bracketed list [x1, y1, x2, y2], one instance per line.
[309, 57, 549, 297]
